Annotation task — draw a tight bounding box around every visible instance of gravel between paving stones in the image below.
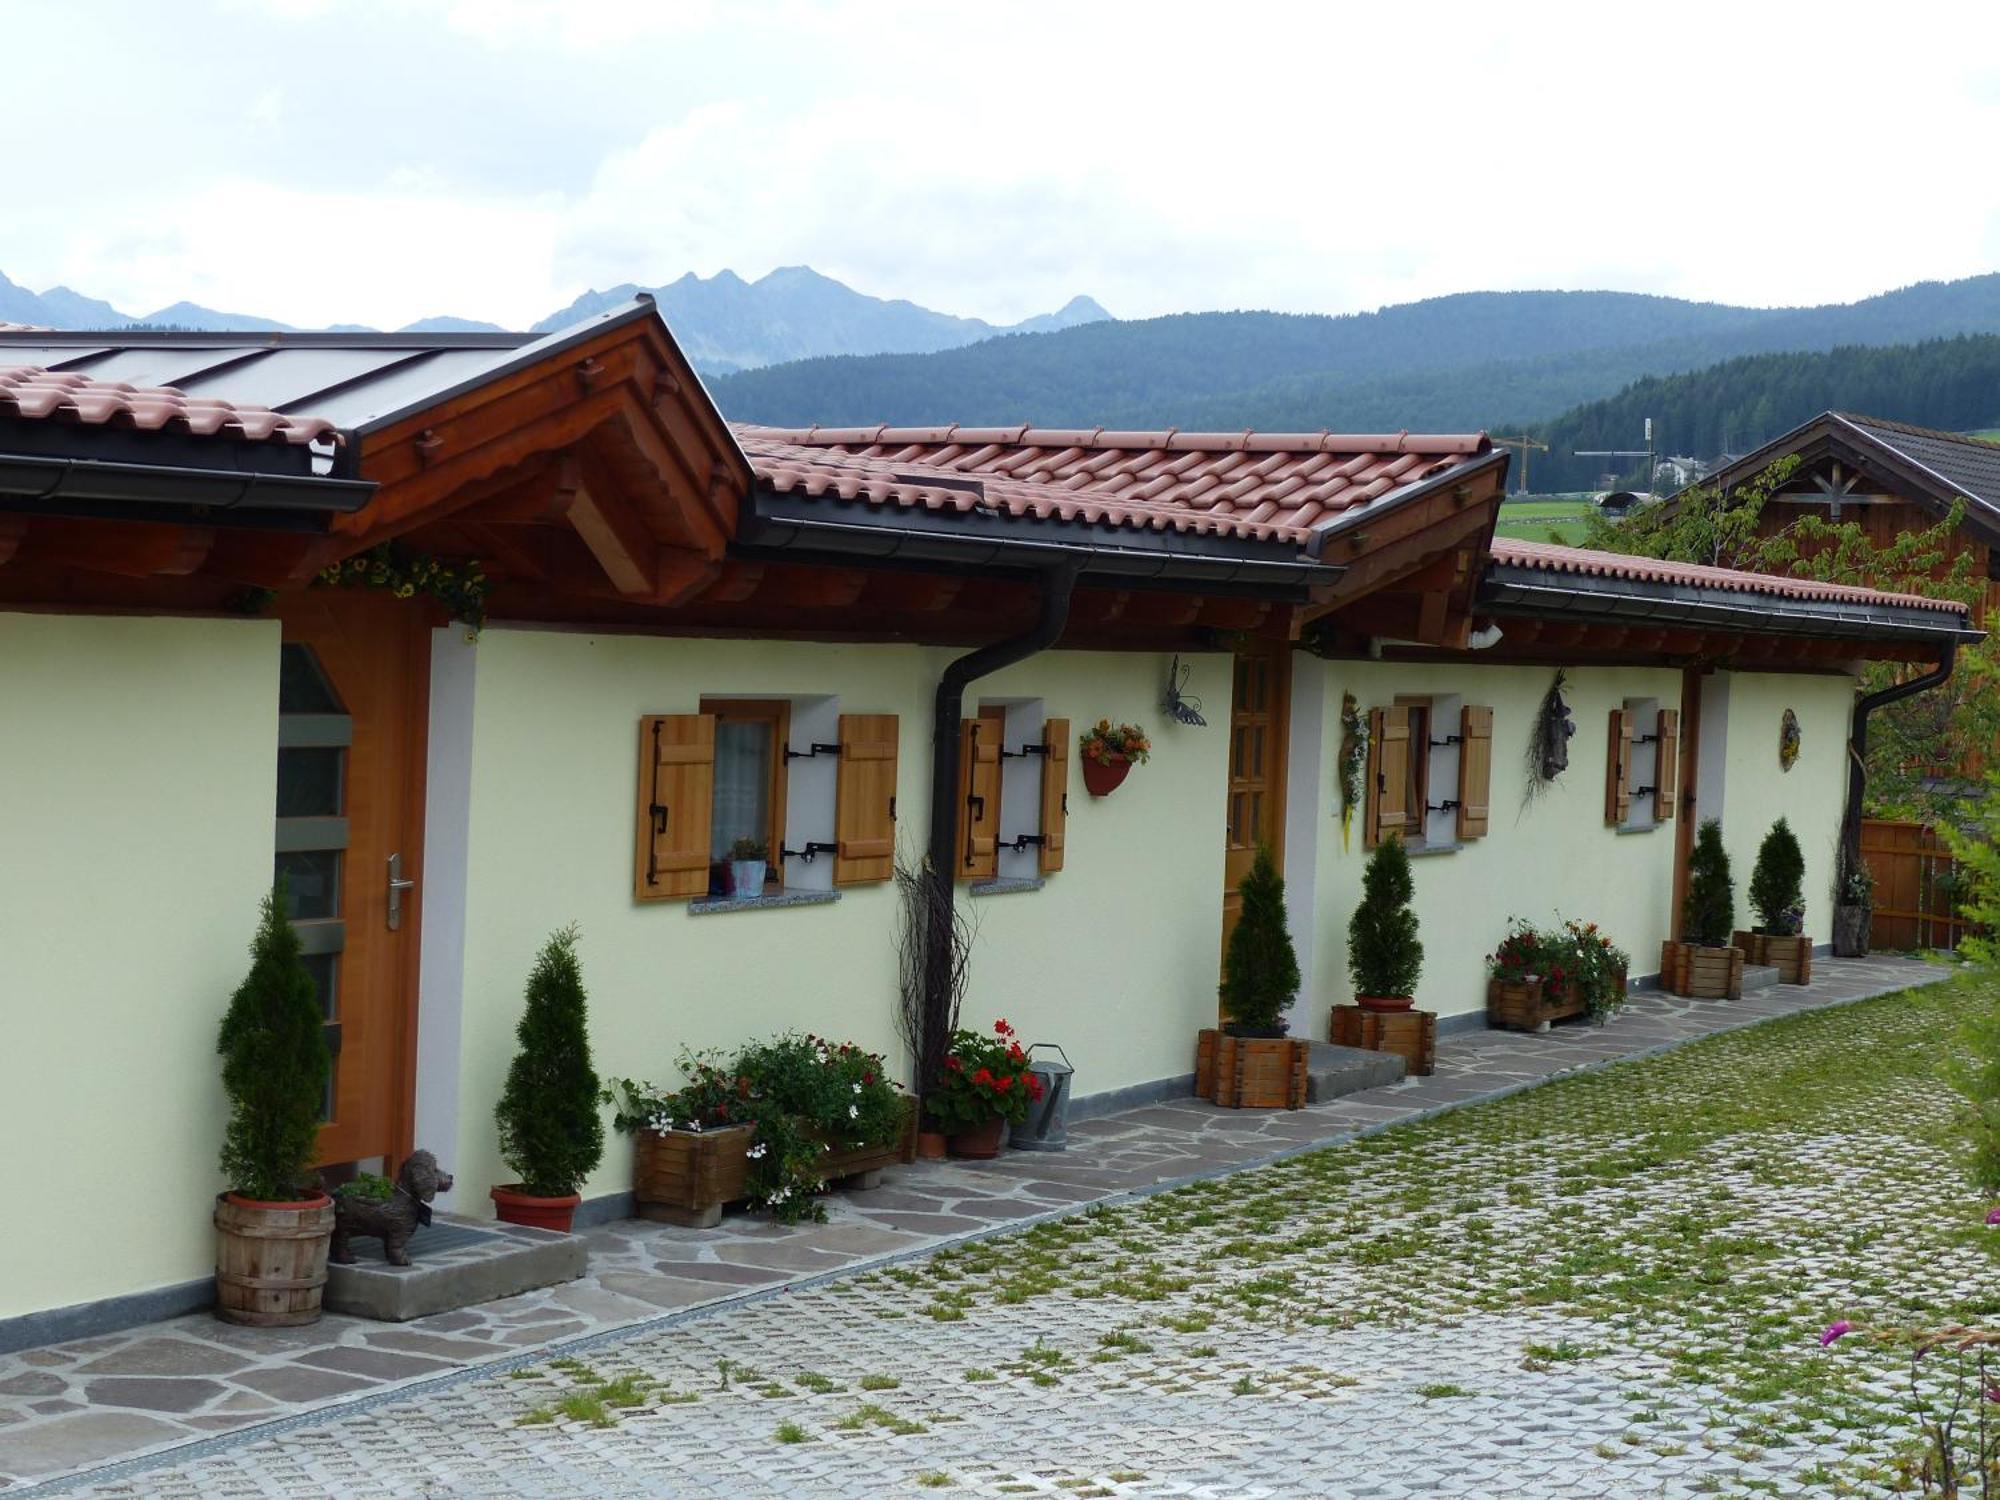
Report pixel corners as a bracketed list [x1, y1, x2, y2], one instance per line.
[41, 967, 2000, 1497]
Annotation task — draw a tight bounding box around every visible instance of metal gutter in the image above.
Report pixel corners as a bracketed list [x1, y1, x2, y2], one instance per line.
[1479, 570, 1980, 645]
[1842, 645, 1959, 875]
[920, 560, 1083, 1106]
[1306, 448, 1509, 558]
[0, 451, 374, 521]
[739, 501, 1330, 595]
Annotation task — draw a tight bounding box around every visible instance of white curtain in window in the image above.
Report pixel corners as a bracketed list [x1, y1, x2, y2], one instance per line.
[711, 719, 772, 857]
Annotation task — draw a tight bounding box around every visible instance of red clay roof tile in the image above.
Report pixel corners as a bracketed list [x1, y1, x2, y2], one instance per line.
[739, 424, 1492, 533]
[0, 365, 339, 446]
[1488, 538, 1967, 615]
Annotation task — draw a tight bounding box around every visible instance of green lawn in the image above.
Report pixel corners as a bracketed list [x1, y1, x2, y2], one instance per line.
[1494, 497, 1598, 545]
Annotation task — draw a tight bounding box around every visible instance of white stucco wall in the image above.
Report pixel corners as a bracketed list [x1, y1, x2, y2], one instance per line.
[1715, 672, 1855, 945]
[0, 612, 278, 1320]
[440, 627, 1230, 1213]
[1290, 659, 1859, 1035]
[1294, 660, 1687, 1036]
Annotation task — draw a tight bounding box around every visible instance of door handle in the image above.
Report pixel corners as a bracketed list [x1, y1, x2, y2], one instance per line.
[387, 852, 416, 931]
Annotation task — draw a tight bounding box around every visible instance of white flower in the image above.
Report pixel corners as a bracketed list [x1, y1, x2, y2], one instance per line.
[852, 1082, 863, 1094]
[746, 1143, 767, 1160]
[849, 1104, 860, 1119]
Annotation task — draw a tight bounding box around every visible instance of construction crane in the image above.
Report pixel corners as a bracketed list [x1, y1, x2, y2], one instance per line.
[1576, 417, 1657, 492]
[1490, 435, 1549, 495]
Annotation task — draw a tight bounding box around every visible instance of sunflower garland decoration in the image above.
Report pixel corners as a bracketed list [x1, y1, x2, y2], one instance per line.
[1337, 692, 1367, 850]
[317, 543, 490, 634]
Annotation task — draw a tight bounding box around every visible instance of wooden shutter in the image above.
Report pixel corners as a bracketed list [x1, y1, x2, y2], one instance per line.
[634, 713, 715, 902]
[957, 715, 1001, 880]
[834, 713, 898, 885]
[1456, 704, 1493, 840]
[1364, 705, 1411, 848]
[1039, 717, 1070, 874]
[1605, 708, 1633, 826]
[1654, 708, 1680, 822]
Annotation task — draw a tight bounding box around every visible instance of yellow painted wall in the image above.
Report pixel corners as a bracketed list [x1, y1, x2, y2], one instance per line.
[0, 612, 278, 1320]
[451, 628, 1231, 1211]
[1299, 661, 1687, 1035]
[1716, 672, 1854, 946]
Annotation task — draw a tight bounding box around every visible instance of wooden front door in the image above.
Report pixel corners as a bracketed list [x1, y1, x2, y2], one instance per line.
[1668, 667, 1702, 940]
[273, 591, 430, 1168]
[1221, 643, 1291, 975]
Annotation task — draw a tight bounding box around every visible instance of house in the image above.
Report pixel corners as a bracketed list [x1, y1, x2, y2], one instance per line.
[0, 306, 1973, 1348]
[1695, 410, 2000, 625]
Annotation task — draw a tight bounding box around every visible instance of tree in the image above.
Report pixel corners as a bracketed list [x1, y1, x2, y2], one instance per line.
[494, 925, 604, 1199]
[1748, 818, 1806, 933]
[1587, 458, 1994, 824]
[1685, 819, 1736, 948]
[1220, 846, 1300, 1034]
[217, 888, 330, 1202]
[1349, 836, 1424, 1000]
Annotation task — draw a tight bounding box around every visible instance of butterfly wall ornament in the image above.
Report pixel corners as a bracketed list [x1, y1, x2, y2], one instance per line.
[1162, 655, 1207, 726]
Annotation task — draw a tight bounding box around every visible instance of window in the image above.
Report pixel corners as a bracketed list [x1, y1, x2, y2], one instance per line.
[1607, 699, 1678, 830]
[276, 644, 349, 1121]
[1366, 697, 1492, 850]
[634, 700, 900, 904]
[701, 698, 790, 894]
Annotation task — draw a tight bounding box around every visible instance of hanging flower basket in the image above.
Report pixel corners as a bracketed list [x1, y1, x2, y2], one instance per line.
[1081, 755, 1133, 797]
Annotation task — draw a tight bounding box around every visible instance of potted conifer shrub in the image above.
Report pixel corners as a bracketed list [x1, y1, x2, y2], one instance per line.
[1197, 847, 1308, 1109]
[1737, 817, 1811, 983]
[491, 925, 604, 1232]
[213, 888, 335, 1327]
[1663, 818, 1744, 999]
[1350, 835, 1423, 1012]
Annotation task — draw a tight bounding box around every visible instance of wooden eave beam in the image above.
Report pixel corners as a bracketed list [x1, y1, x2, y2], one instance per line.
[556, 455, 656, 597]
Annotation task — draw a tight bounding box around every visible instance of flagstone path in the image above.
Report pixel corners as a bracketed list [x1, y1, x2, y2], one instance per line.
[0, 955, 1946, 1494]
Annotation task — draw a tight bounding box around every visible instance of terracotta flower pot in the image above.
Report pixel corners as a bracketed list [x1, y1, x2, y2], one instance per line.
[490, 1185, 581, 1233]
[947, 1117, 1006, 1159]
[1356, 995, 1414, 1013]
[915, 1130, 948, 1161]
[1080, 755, 1132, 797]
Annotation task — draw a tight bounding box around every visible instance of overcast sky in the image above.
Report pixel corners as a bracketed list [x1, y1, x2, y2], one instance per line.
[8, 0, 2000, 330]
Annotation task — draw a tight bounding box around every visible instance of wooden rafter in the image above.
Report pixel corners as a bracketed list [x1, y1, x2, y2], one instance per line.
[556, 455, 656, 597]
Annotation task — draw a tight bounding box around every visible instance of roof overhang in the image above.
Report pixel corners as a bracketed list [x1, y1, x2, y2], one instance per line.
[1478, 563, 1981, 649]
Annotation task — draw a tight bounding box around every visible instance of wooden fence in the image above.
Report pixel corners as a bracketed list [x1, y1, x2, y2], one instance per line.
[1860, 818, 1972, 952]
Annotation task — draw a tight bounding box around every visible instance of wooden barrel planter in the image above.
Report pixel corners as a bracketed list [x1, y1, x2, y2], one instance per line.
[1486, 977, 1589, 1032]
[1194, 1029, 1307, 1110]
[633, 1102, 917, 1227]
[214, 1192, 336, 1327]
[1660, 940, 1743, 1000]
[1734, 930, 1812, 984]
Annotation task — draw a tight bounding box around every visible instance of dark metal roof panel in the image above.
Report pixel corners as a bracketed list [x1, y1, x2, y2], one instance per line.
[1836, 413, 2000, 513]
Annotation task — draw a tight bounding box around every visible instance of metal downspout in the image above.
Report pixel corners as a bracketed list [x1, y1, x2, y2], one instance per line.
[1842, 643, 1958, 873]
[920, 558, 1084, 1099]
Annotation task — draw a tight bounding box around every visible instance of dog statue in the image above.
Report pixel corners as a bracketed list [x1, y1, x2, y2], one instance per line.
[330, 1151, 454, 1267]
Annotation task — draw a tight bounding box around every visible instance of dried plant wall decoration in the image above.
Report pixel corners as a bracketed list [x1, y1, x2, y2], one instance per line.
[1526, 668, 1575, 803]
[1780, 708, 1801, 771]
[1337, 692, 1367, 850]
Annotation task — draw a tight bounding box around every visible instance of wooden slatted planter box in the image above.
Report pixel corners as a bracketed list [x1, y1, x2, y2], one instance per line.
[1660, 940, 1743, 1000]
[1486, 977, 1588, 1032]
[633, 1103, 916, 1227]
[1329, 1004, 1436, 1075]
[1733, 930, 1812, 984]
[1194, 1030, 1308, 1110]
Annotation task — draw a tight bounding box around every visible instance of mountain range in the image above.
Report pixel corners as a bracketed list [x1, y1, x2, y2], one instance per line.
[0, 265, 1109, 372]
[707, 275, 2000, 443]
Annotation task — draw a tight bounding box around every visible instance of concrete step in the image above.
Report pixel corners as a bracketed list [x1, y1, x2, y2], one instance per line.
[1740, 963, 1782, 993]
[1304, 1041, 1405, 1104]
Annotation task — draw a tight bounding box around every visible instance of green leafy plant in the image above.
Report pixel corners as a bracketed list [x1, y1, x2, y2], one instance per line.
[1947, 987, 2000, 1193]
[602, 1033, 905, 1224]
[1748, 818, 1806, 934]
[727, 836, 768, 862]
[1684, 819, 1736, 948]
[317, 543, 490, 631]
[1219, 845, 1299, 1035]
[1555, 918, 1630, 1022]
[928, 1019, 1043, 1134]
[334, 1172, 394, 1204]
[216, 887, 330, 1202]
[1349, 835, 1423, 1000]
[494, 925, 604, 1199]
[1487, 916, 1553, 985]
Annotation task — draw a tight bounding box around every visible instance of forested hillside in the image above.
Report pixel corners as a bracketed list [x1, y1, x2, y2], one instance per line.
[1531, 337, 2000, 490]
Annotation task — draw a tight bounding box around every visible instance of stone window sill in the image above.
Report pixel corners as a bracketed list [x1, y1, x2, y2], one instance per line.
[969, 877, 1046, 897]
[688, 890, 840, 916]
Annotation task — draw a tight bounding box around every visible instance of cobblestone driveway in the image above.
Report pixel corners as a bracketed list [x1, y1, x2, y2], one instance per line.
[11, 957, 1971, 1497]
